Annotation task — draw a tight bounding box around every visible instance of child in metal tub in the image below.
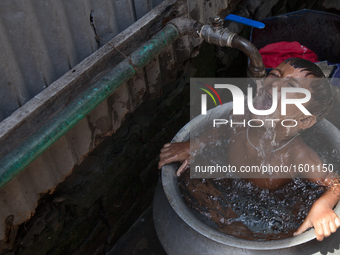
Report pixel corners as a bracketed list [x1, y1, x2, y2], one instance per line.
[158, 58, 340, 241]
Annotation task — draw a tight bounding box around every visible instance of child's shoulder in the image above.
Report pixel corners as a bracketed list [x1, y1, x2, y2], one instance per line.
[290, 137, 322, 166]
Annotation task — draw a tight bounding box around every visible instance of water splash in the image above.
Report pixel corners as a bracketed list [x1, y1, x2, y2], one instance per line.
[178, 172, 325, 240]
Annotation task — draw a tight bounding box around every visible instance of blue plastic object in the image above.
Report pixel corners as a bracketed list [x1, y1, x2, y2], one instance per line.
[225, 14, 265, 29]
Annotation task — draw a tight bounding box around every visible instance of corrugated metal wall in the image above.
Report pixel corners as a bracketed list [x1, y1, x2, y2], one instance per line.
[0, 0, 238, 244]
[0, 0, 195, 242]
[0, 0, 164, 122]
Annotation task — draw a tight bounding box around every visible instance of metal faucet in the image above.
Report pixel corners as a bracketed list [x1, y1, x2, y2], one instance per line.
[169, 15, 266, 78]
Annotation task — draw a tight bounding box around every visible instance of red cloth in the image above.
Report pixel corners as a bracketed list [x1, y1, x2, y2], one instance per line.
[259, 41, 319, 68]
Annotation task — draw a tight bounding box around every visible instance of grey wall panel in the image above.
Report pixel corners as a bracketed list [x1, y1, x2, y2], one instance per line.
[89, 0, 121, 46]
[89, 0, 136, 46]
[152, 0, 165, 8]
[134, 0, 152, 20]
[0, 20, 24, 120]
[112, 0, 136, 33]
[56, 0, 98, 64]
[0, 0, 165, 122]
[0, 1, 45, 108]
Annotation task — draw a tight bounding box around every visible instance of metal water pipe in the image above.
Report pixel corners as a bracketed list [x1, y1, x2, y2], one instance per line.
[0, 15, 266, 190]
[0, 24, 180, 190]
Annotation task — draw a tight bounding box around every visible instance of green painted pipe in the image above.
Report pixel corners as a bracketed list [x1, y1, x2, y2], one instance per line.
[0, 24, 179, 190]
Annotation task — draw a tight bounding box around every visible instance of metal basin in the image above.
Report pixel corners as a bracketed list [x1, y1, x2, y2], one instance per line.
[153, 102, 340, 255]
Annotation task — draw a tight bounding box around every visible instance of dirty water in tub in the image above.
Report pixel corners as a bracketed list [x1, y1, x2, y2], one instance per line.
[177, 125, 340, 241]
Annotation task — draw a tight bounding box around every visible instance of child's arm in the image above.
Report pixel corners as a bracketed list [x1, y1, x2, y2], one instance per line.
[294, 147, 340, 240]
[158, 141, 191, 176]
[158, 125, 226, 176]
[294, 177, 340, 241]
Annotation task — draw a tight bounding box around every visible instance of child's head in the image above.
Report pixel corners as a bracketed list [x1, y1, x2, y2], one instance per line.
[259, 58, 333, 126]
[282, 58, 333, 123]
[252, 58, 333, 134]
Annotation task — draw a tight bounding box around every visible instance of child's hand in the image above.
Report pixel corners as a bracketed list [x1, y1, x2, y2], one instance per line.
[158, 142, 191, 176]
[294, 199, 340, 241]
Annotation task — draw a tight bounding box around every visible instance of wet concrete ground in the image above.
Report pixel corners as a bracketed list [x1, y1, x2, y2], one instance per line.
[107, 206, 166, 255]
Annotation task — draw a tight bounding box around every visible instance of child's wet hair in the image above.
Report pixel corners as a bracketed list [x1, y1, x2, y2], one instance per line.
[284, 58, 325, 78]
[284, 58, 333, 122]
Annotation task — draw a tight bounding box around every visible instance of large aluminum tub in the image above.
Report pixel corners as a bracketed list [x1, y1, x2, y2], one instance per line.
[154, 102, 340, 255]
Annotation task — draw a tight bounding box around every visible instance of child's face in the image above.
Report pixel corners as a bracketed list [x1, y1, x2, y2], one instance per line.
[253, 61, 315, 122]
